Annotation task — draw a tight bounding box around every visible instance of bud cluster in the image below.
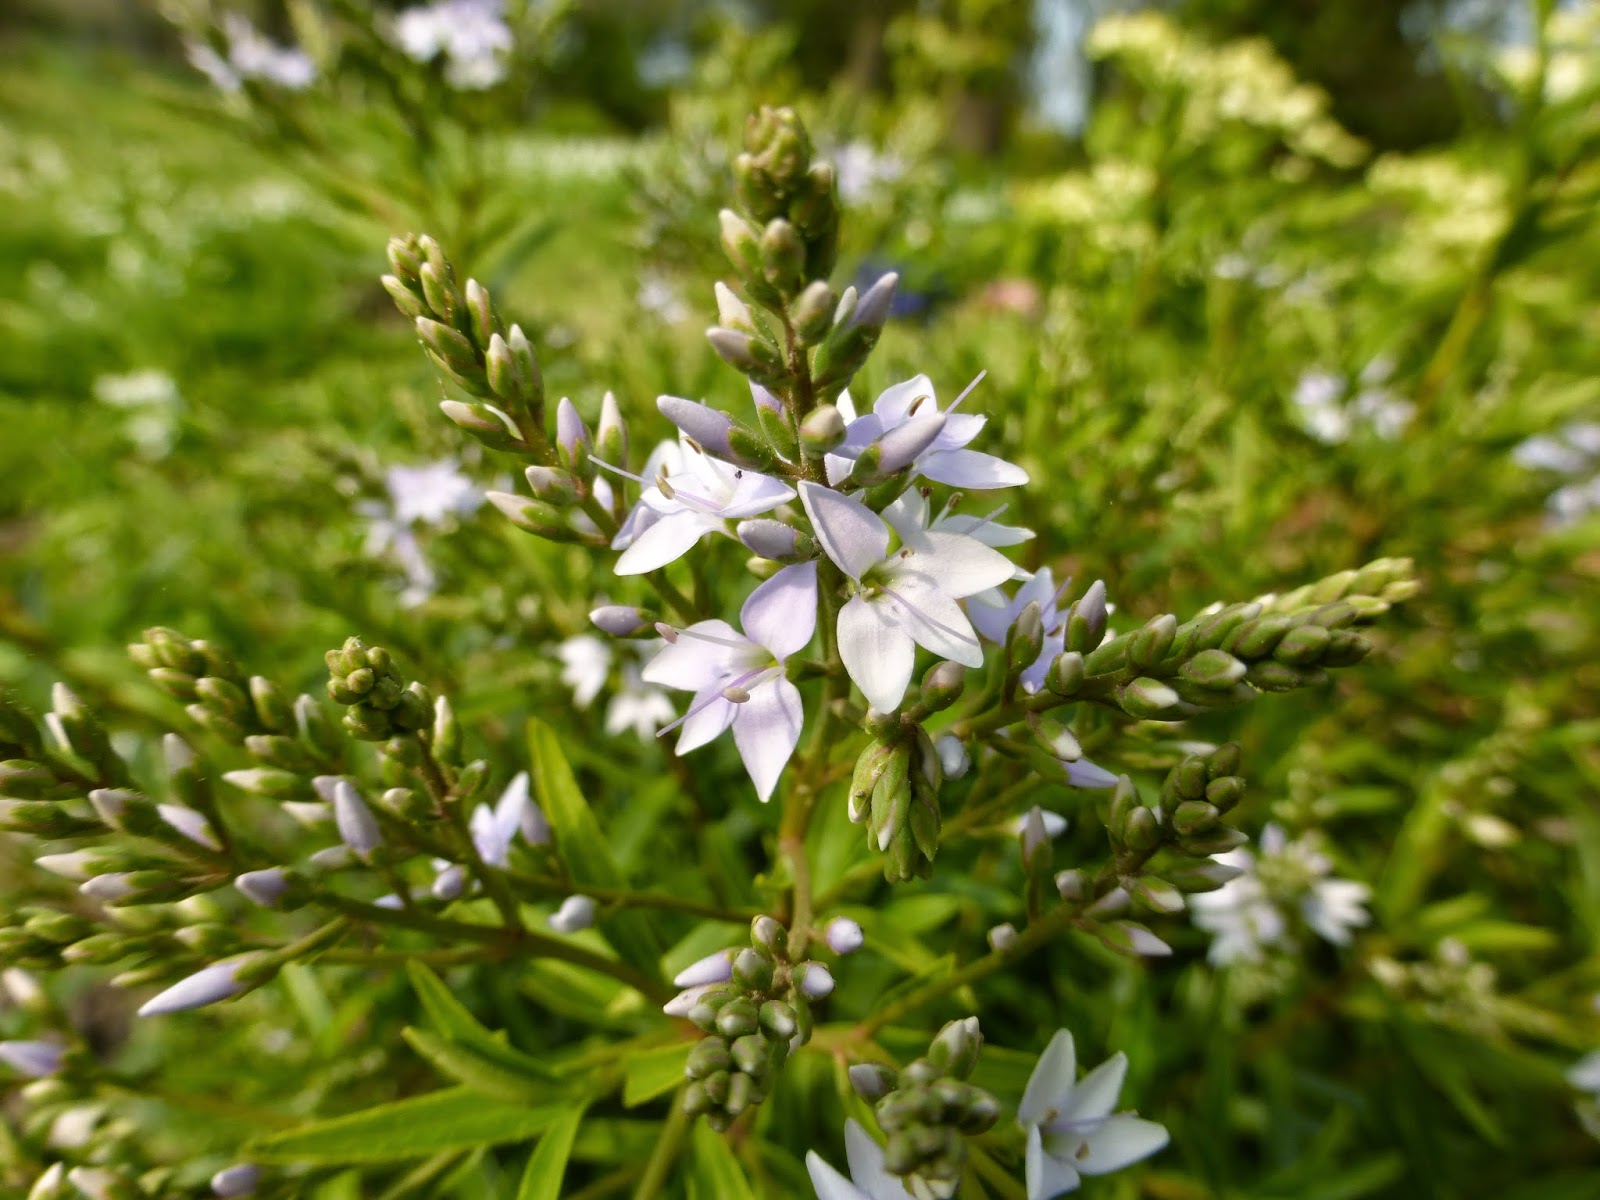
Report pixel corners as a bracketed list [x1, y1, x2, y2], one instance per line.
[325, 636, 431, 743]
[670, 916, 830, 1130]
[849, 721, 944, 883]
[848, 1018, 1001, 1199]
[1037, 559, 1419, 723]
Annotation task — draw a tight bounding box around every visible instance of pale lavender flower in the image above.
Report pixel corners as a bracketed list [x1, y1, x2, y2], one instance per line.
[557, 634, 612, 707]
[604, 664, 677, 741]
[643, 563, 818, 801]
[825, 917, 864, 955]
[138, 956, 256, 1017]
[800, 482, 1014, 713]
[394, 0, 513, 90]
[549, 895, 596, 933]
[210, 1164, 261, 1197]
[1018, 1030, 1169, 1199]
[0, 1040, 65, 1078]
[609, 435, 794, 575]
[826, 373, 1027, 490]
[187, 16, 315, 93]
[969, 566, 1069, 693]
[806, 1119, 914, 1200]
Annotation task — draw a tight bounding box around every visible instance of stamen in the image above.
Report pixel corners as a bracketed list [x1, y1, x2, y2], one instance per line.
[948, 369, 988, 413]
[654, 622, 679, 643]
[589, 455, 652, 488]
[722, 686, 752, 703]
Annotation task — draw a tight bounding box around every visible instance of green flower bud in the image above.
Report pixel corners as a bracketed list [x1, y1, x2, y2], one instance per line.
[1047, 650, 1086, 696]
[1127, 613, 1177, 669]
[1180, 648, 1247, 689]
[1273, 623, 1331, 665]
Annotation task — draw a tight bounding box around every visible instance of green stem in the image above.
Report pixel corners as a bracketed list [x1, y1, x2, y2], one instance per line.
[504, 873, 759, 923]
[631, 1091, 691, 1200]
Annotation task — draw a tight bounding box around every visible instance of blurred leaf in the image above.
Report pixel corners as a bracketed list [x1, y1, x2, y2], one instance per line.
[249, 1090, 563, 1163]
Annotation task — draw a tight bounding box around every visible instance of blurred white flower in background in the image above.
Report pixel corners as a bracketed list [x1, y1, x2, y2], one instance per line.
[394, 0, 514, 91]
[93, 369, 181, 457]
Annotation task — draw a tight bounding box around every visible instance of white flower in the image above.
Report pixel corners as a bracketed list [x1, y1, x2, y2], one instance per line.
[832, 139, 907, 205]
[968, 566, 1068, 693]
[1569, 1051, 1600, 1099]
[827, 374, 1028, 490]
[643, 562, 818, 801]
[1189, 823, 1371, 965]
[557, 635, 612, 708]
[191, 15, 315, 93]
[1292, 369, 1348, 444]
[467, 771, 535, 868]
[611, 436, 794, 575]
[604, 664, 677, 741]
[805, 1119, 914, 1200]
[385, 460, 482, 525]
[394, 0, 513, 90]
[800, 481, 1015, 713]
[1018, 1031, 1169, 1199]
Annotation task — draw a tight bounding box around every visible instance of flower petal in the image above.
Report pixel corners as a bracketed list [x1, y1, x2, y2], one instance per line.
[887, 573, 985, 666]
[741, 562, 819, 660]
[720, 470, 798, 518]
[614, 511, 714, 575]
[732, 679, 803, 803]
[873, 374, 936, 423]
[805, 1152, 870, 1200]
[675, 687, 737, 754]
[837, 595, 915, 713]
[1057, 1052, 1128, 1125]
[842, 1118, 914, 1200]
[1026, 1124, 1083, 1200]
[880, 488, 931, 544]
[905, 531, 1016, 597]
[919, 447, 1029, 489]
[641, 620, 742, 690]
[800, 482, 889, 581]
[1019, 1030, 1077, 1127]
[1075, 1114, 1169, 1176]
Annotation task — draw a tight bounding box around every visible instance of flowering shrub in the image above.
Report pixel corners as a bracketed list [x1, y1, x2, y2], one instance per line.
[1, 4, 1598, 1199]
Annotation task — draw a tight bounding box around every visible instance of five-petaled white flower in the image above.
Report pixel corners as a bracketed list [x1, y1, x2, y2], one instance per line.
[827, 373, 1028, 491]
[1189, 823, 1371, 965]
[611, 436, 794, 575]
[800, 481, 1014, 713]
[805, 1119, 914, 1200]
[643, 562, 818, 801]
[1018, 1030, 1169, 1200]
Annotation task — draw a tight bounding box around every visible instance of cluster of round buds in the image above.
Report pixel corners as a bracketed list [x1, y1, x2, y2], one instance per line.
[667, 916, 832, 1131]
[849, 719, 943, 884]
[848, 1018, 1001, 1199]
[324, 637, 430, 742]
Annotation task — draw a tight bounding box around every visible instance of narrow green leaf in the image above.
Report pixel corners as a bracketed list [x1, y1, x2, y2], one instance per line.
[623, 1042, 693, 1108]
[527, 717, 664, 970]
[403, 1027, 551, 1103]
[687, 1120, 755, 1200]
[517, 1107, 584, 1200]
[249, 1088, 562, 1163]
[405, 961, 553, 1080]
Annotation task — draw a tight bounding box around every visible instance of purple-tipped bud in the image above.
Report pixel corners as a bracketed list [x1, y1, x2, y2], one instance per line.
[235, 869, 289, 909]
[663, 983, 714, 1018]
[795, 961, 835, 999]
[431, 864, 467, 902]
[548, 894, 595, 933]
[0, 1040, 64, 1078]
[673, 950, 735, 988]
[1076, 580, 1108, 639]
[870, 413, 945, 477]
[596, 390, 627, 464]
[1015, 807, 1068, 843]
[79, 874, 135, 903]
[210, 1164, 261, 1197]
[137, 956, 255, 1017]
[935, 734, 970, 781]
[590, 605, 652, 637]
[824, 917, 864, 956]
[521, 799, 550, 847]
[714, 281, 755, 333]
[849, 272, 898, 329]
[656, 396, 735, 457]
[848, 1062, 897, 1100]
[158, 804, 221, 851]
[307, 845, 353, 870]
[987, 923, 1018, 952]
[555, 398, 591, 471]
[1065, 759, 1117, 789]
[311, 775, 348, 804]
[332, 780, 383, 860]
[736, 519, 813, 562]
[1019, 806, 1053, 867]
[523, 465, 577, 505]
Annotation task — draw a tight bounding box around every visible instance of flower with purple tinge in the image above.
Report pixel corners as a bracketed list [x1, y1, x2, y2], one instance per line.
[211, 1163, 261, 1197]
[826, 373, 1027, 490]
[394, 0, 513, 90]
[549, 895, 596, 933]
[609, 436, 794, 575]
[468, 771, 531, 867]
[643, 563, 818, 801]
[805, 1119, 915, 1200]
[0, 1040, 64, 1078]
[969, 567, 1069, 693]
[555, 635, 677, 741]
[825, 917, 864, 955]
[1189, 823, 1370, 965]
[1017, 1030, 1169, 1199]
[332, 781, 383, 861]
[558, 635, 612, 707]
[360, 458, 482, 606]
[800, 482, 1014, 713]
[138, 956, 258, 1017]
[605, 664, 677, 740]
[186, 15, 316, 93]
